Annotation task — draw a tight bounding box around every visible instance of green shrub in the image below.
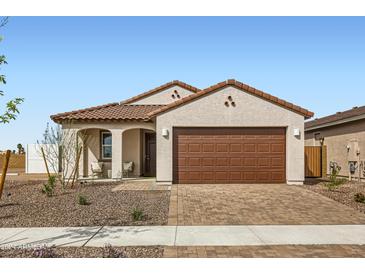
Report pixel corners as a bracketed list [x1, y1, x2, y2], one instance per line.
[131, 208, 144, 221]
[77, 194, 90, 205]
[354, 193, 365, 203]
[41, 175, 56, 196]
[326, 178, 347, 191]
[326, 163, 347, 191]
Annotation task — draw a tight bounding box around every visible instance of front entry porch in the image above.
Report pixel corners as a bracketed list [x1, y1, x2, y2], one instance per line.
[76, 125, 156, 180]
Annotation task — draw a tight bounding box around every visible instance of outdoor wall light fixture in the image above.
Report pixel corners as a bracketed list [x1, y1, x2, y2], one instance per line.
[162, 128, 169, 137]
[293, 128, 301, 137]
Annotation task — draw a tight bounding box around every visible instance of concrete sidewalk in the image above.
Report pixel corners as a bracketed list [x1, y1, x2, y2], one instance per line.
[1, 225, 365, 248]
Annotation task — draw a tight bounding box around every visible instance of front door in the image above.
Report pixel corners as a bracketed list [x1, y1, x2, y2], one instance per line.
[144, 132, 156, 177]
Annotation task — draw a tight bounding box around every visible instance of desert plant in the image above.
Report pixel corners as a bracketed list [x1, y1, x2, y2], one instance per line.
[77, 194, 89, 205]
[131, 207, 144, 221]
[37, 122, 88, 189]
[354, 193, 365, 203]
[102, 244, 127, 258]
[31, 245, 57, 258]
[326, 162, 347, 191]
[41, 175, 56, 196]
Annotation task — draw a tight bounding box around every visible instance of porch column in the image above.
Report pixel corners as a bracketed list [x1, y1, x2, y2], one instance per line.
[77, 133, 85, 178]
[111, 129, 124, 179]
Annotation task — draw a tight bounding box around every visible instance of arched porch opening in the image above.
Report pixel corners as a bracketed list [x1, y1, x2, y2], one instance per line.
[77, 128, 112, 179]
[122, 128, 156, 178]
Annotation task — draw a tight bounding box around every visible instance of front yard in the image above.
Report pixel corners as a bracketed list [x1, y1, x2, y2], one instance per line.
[0, 246, 163, 258]
[0, 180, 170, 227]
[304, 180, 365, 214]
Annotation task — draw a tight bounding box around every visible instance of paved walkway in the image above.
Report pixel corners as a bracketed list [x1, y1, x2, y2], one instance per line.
[1, 225, 365, 248]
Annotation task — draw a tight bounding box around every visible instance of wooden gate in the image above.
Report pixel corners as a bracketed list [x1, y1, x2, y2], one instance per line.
[305, 146, 323, 177]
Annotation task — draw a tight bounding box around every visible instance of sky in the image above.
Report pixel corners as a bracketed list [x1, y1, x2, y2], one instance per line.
[0, 16, 364, 150]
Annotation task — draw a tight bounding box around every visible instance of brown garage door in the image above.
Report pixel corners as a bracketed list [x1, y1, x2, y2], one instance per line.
[173, 127, 286, 184]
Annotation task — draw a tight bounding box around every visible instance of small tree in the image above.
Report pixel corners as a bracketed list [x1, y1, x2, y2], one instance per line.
[38, 122, 88, 189]
[17, 143, 23, 154]
[0, 17, 24, 124]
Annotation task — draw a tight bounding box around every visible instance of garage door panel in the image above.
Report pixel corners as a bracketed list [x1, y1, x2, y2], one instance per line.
[230, 144, 242, 152]
[271, 157, 285, 167]
[215, 171, 229, 180]
[271, 143, 285, 153]
[272, 172, 285, 181]
[216, 144, 229, 152]
[202, 158, 215, 166]
[257, 172, 271, 180]
[174, 127, 286, 184]
[188, 158, 201, 166]
[178, 144, 188, 152]
[243, 144, 256, 152]
[243, 172, 256, 181]
[257, 158, 271, 167]
[202, 144, 215, 152]
[257, 144, 270, 152]
[230, 158, 242, 166]
[189, 171, 201, 180]
[230, 172, 242, 180]
[178, 157, 187, 166]
[216, 158, 229, 166]
[243, 158, 257, 167]
[188, 144, 201, 152]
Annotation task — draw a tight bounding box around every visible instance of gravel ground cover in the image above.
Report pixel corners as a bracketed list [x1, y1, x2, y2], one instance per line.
[304, 180, 365, 214]
[0, 180, 170, 227]
[0, 245, 163, 258]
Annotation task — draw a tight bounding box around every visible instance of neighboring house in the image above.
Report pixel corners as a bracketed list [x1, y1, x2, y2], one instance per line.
[305, 106, 365, 180]
[51, 79, 313, 185]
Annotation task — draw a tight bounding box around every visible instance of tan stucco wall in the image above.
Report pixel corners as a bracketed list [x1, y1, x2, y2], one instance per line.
[131, 85, 195, 105]
[305, 119, 365, 179]
[156, 86, 305, 184]
[82, 128, 100, 177]
[122, 128, 141, 177]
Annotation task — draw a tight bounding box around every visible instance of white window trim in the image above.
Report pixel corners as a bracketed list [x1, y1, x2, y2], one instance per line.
[101, 131, 112, 160]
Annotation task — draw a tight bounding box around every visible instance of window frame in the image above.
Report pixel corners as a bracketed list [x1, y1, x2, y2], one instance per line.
[100, 131, 112, 160]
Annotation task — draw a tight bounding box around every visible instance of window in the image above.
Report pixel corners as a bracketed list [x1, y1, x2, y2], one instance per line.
[101, 131, 112, 159]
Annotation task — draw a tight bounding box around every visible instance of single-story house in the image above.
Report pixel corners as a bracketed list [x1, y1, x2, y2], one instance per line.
[305, 106, 365, 180]
[51, 79, 313, 185]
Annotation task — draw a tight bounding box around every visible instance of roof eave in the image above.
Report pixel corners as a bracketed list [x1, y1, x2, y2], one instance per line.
[305, 113, 365, 131]
[120, 80, 200, 105]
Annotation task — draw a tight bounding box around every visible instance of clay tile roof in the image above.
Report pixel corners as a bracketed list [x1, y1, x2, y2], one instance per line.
[148, 79, 314, 119]
[305, 105, 365, 130]
[120, 80, 200, 104]
[51, 103, 164, 123]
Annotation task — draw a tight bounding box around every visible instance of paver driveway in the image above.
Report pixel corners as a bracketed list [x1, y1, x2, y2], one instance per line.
[168, 184, 365, 225]
[163, 245, 365, 258]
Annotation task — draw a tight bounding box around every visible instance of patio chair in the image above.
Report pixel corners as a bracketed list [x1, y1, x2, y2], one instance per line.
[123, 161, 134, 178]
[91, 162, 104, 179]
